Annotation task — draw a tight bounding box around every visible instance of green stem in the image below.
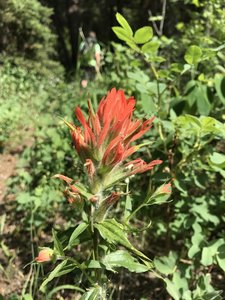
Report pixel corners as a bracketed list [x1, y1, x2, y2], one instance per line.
[93, 227, 99, 262]
[63, 256, 95, 286]
[91, 204, 101, 284]
[126, 203, 146, 223]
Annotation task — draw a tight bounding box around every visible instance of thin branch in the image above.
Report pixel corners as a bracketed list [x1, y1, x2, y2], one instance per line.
[159, 0, 167, 35]
[148, 9, 161, 36]
[148, 0, 167, 36]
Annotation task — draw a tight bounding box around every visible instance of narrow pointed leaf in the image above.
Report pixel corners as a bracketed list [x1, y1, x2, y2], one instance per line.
[40, 260, 77, 291]
[115, 13, 133, 36]
[52, 229, 64, 255]
[80, 286, 103, 300]
[66, 222, 89, 249]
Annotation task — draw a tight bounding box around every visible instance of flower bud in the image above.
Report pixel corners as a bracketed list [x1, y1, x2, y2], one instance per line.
[35, 248, 54, 263]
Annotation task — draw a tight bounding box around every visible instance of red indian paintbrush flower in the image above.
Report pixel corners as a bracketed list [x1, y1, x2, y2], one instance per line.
[58, 88, 162, 195]
[66, 88, 161, 172]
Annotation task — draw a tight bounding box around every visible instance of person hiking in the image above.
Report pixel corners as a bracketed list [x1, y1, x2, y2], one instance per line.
[79, 30, 101, 88]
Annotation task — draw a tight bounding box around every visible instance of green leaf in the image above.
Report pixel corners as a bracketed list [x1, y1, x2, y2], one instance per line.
[188, 222, 204, 258]
[115, 13, 133, 37]
[127, 70, 149, 83]
[191, 203, 219, 225]
[154, 251, 177, 275]
[95, 219, 132, 249]
[112, 27, 133, 43]
[40, 260, 77, 291]
[125, 40, 140, 52]
[149, 55, 165, 63]
[195, 274, 222, 299]
[201, 247, 214, 266]
[201, 239, 224, 267]
[83, 260, 102, 269]
[102, 250, 149, 273]
[80, 286, 104, 300]
[141, 41, 160, 53]
[200, 116, 225, 137]
[172, 272, 189, 292]
[180, 63, 192, 75]
[52, 229, 64, 256]
[95, 219, 151, 262]
[164, 279, 181, 300]
[75, 182, 93, 200]
[124, 194, 132, 220]
[175, 114, 201, 129]
[22, 294, 33, 300]
[215, 74, 225, 105]
[210, 152, 225, 168]
[66, 222, 89, 249]
[173, 179, 188, 196]
[196, 85, 211, 115]
[216, 244, 225, 271]
[192, 0, 200, 7]
[134, 26, 153, 44]
[188, 244, 200, 259]
[146, 183, 172, 205]
[17, 192, 31, 205]
[184, 45, 202, 66]
[141, 93, 157, 114]
[46, 285, 84, 300]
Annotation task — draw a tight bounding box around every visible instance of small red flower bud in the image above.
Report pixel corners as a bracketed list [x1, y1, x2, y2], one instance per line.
[35, 248, 54, 263]
[159, 183, 172, 194]
[84, 159, 96, 178]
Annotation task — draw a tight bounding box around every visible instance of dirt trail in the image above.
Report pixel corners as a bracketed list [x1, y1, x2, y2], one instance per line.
[0, 128, 35, 297]
[0, 154, 17, 202]
[0, 126, 34, 202]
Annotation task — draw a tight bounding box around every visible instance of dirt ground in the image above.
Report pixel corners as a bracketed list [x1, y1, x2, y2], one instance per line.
[0, 128, 34, 298]
[0, 154, 17, 202]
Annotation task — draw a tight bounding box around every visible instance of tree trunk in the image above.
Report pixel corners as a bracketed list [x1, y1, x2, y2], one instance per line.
[52, 0, 71, 70]
[67, 0, 82, 73]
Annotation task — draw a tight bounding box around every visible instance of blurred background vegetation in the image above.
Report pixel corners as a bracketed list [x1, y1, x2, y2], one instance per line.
[0, 0, 225, 299]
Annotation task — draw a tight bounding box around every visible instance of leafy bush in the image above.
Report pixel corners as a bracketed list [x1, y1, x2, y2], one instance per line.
[0, 0, 62, 75]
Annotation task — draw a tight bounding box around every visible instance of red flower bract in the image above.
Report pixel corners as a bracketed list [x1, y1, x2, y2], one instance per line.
[69, 88, 162, 173]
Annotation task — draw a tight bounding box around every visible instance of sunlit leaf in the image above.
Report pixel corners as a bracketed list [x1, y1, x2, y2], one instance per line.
[141, 40, 160, 53]
[134, 26, 153, 44]
[184, 45, 202, 66]
[66, 222, 89, 249]
[115, 13, 133, 37]
[112, 27, 133, 43]
[154, 251, 177, 275]
[164, 278, 181, 300]
[102, 250, 149, 273]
